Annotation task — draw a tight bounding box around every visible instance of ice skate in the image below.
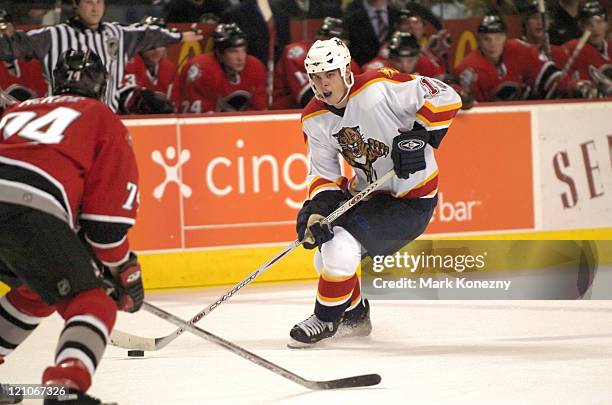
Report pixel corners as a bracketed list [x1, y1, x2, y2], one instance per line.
[337, 299, 372, 338]
[0, 384, 23, 404]
[44, 389, 116, 405]
[288, 314, 340, 348]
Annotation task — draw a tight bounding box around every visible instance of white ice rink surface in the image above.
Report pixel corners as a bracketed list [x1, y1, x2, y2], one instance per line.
[4, 281, 612, 405]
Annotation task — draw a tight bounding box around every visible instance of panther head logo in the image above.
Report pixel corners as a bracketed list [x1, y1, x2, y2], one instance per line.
[332, 126, 389, 183]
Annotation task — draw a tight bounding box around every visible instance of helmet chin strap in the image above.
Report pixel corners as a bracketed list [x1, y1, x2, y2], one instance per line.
[333, 71, 354, 107]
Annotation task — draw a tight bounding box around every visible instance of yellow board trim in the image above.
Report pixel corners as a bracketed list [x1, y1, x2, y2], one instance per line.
[1, 228, 611, 294]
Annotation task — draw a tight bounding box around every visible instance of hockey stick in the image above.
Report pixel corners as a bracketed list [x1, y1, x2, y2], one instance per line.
[142, 301, 382, 390]
[545, 29, 591, 99]
[54, 0, 62, 25]
[0, 86, 18, 107]
[110, 169, 396, 351]
[537, 0, 552, 61]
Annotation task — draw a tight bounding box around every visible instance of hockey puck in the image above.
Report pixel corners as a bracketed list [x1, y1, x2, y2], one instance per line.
[127, 350, 145, 357]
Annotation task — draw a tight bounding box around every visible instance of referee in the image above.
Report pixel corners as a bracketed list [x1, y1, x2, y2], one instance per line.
[0, 0, 202, 112]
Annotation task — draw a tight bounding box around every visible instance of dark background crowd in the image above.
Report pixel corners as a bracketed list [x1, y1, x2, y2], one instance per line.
[0, 0, 610, 115]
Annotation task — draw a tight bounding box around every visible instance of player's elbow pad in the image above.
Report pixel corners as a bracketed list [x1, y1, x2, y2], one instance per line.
[80, 219, 131, 245]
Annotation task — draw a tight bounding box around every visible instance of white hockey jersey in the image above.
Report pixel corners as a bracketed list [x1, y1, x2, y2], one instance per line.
[301, 68, 461, 200]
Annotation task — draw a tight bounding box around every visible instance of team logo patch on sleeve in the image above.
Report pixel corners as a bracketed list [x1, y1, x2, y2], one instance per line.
[378, 67, 399, 78]
[288, 45, 305, 59]
[187, 64, 202, 82]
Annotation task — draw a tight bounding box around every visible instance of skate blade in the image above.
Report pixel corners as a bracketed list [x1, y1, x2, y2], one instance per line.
[287, 338, 314, 349]
[286, 338, 331, 349]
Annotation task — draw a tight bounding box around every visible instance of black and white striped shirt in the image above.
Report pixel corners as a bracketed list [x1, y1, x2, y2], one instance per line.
[0, 18, 182, 112]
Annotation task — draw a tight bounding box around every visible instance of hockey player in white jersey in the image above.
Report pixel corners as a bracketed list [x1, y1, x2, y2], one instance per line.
[290, 38, 461, 347]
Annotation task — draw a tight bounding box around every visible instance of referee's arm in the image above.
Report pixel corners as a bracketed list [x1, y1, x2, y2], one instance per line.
[121, 24, 183, 59]
[0, 28, 51, 61]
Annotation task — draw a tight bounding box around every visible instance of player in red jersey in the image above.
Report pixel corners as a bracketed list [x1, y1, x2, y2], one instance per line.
[178, 23, 266, 113]
[271, 17, 361, 110]
[362, 31, 444, 78]
[119, 16, 176, 115]
[455, 14, 567, 101]
[0, 10, 47, 108]
[377, 8, 449, 70]
[563, 1, 611, 97]
[516, 1, 569, 68]
[0, 50, 143, 405]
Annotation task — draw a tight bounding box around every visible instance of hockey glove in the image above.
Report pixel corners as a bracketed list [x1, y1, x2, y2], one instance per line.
[128, 87, 175, 115]
[391, 128, 429, 179]
[106, 252, 144, 313]
[296, 191, 344, 249]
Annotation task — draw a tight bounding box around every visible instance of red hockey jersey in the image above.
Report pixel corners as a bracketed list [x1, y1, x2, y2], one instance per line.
[0, 95, 139, 266]
[515, 39, 569, 69]
[455, 39, 562, 101]
[361, 55, 444, 78]
[123, 54, 177, 98]
[272, 40, 362, 110]
[563, 39, 612, 81]
[178, 53, 266, 113]
[0, 59, 48, 101]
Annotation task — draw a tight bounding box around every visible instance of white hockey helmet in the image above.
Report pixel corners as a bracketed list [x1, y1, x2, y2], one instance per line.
[304, 37, 354, 102]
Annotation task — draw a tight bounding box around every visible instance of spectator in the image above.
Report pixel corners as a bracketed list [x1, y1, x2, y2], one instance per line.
[548, 0, 582, 45]
[120, 16, 177, 114]
[0, 0, 202, 112]
[344, 0, 400, 65]
[272, 16, 361, 109]
[166, 0, 226, 23]
[454, 14, 569, 101]
[271, 0, 342, 19]
[222, 0, 291, 66]
[517, 1, 568, 67]
[177, 23, 266, 113]
[362, 31, 444, 78]
[0, 9, 47, 104]
[563, 1, 611, 97]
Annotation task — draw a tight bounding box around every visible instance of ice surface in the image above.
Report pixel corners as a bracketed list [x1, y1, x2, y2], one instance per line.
[4, 281, 612, 405]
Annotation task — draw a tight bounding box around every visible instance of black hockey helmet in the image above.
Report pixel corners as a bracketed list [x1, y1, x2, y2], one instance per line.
[0, 9, 12, 29]
[389, 31, 421, 58]
[212, 23, 247, 52]
[518, 1, 539, 17]
[398, 8, 420, 23]
[477, 14, 507, 33]
[0, 9, 12, 23]
[317, 17, 346, 40]
[140, 16, 167, 28]
[578, 1, 607, 21]
[52, 49, 108, 100]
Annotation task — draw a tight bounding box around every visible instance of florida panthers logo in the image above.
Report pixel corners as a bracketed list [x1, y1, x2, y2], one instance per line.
[332, 126, 389, 183]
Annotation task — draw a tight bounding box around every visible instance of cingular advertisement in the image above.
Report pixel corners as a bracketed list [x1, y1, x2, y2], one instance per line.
[124, 109, 535, 252]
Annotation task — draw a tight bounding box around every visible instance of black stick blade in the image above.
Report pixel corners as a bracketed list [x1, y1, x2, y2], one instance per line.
[307, 374, 382, 390]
